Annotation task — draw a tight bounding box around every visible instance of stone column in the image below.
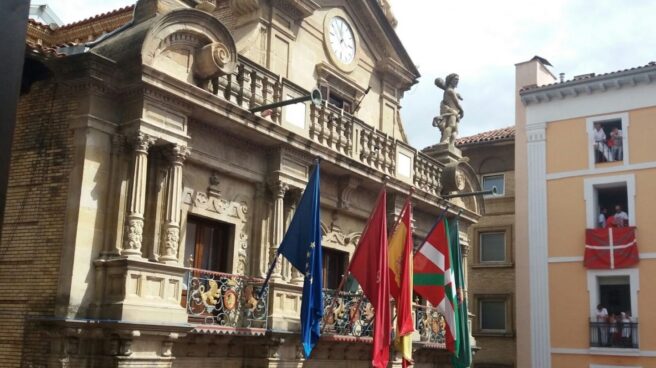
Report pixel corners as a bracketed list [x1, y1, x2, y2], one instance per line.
[269, 180, 288, 281]
[122, 133, 155, 258]
[159, 144, 190, 264]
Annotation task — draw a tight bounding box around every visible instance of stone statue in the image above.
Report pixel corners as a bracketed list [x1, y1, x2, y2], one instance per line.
[432, 73, 464, 146]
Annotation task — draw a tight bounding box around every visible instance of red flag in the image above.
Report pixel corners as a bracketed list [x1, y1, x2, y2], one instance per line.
[585, 227, 638, 269]
[349, 188, 390, 368]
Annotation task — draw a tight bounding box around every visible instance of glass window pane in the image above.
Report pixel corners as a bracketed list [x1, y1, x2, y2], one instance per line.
[480, 232, 505, 262]
[483, 175, 504, 195]
[481, 300, 506, 330]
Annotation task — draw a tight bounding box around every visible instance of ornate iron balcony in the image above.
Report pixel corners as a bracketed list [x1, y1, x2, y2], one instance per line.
[184, 269, 268, 331]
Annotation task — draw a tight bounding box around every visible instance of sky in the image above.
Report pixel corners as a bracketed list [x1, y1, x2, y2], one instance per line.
[39, 0, 656, 149]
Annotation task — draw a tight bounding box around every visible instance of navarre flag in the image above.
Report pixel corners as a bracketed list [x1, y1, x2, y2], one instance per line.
[388, 198, 414, 368]
[276, 163, 323, 358]
[449, 218, 472, 367]
[413, 217, 457, 352]
[584, 227, 638, 269]
[348, 188, 390, 368]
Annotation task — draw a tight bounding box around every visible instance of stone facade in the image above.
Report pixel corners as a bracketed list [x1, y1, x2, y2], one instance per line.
[3, 1, 482, 366]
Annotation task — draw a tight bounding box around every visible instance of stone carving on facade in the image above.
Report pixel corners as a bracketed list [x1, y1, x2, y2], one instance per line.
[432, 73, 464, 146]
[208, 171, 221, 198]
[337, 176, 360, 210]
[183, 186, 250, 274]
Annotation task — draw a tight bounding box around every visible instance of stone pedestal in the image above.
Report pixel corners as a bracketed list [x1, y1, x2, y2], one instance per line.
[423, 142, 462, 165]
[267, 282, 302, 332]
[96, 258, 188, 324]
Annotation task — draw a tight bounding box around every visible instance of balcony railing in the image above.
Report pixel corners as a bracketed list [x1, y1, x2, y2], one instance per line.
[415, 304, 448, 348]
[589, 321, 638, 349]
[184, 269, 268, 330]
[321, 290, 374, 338]
[201, 57, 444, 196]
[320, 290, 447, 349]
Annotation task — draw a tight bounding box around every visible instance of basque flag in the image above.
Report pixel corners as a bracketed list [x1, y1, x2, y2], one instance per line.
[277, 163, 323, 358]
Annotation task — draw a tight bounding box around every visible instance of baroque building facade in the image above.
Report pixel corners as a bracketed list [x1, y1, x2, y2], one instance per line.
[2, 1, 484, 367]
[516, 57, 656, 367]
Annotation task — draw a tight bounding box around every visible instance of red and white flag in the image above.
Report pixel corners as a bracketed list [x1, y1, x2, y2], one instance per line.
[584, 227, 638, 269]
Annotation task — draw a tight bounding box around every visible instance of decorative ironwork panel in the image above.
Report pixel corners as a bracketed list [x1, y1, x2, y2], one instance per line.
[415, 305, 448, 346]
[185, 269, 268, 329]
[321, 290, 374, 337]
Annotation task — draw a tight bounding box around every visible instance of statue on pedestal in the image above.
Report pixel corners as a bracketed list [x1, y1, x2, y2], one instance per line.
[432, 73, 464, 146]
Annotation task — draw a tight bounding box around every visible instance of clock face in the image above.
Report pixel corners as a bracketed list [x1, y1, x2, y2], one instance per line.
[328, 17, 355, 64]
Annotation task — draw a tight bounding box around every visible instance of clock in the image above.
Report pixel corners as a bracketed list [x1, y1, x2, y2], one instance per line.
[328, 16, 356, 64]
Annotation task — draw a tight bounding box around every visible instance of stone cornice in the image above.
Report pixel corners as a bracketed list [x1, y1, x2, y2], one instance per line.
[272, 0, 320, 20]
[521, 65, 656, 105]
[375, 56, 417, 91]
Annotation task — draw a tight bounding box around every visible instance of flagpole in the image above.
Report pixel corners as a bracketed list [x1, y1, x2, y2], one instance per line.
[258, 252, 280, 300]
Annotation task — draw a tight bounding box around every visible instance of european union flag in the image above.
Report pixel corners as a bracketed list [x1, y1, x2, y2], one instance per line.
[277, 163, 323, 358]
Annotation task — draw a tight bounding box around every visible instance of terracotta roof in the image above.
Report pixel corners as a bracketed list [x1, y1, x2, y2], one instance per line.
[520, 62, 656, 93]
[455, 126, 515, 146]
[421, 126, 515, 152]
[58, 5, 135, 30]
[25, 4, 134, 51]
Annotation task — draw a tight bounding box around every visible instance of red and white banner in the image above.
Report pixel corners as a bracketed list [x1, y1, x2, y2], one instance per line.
[584, 227, 638, 269]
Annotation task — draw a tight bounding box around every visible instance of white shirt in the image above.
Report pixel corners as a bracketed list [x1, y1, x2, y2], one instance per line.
[598, 213, 606, 227]
[615, 211, 629, 226]
[594, 128, 606, 142]
[596, 308, 608, 322]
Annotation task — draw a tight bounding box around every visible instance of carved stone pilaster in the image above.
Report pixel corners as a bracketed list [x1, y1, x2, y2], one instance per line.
[103, 134, 128, 257]
[269, 180, 288, 280]
[122, 133, 155, 257]
[286, 189, 304, 285]
[160, 144, 190, 264]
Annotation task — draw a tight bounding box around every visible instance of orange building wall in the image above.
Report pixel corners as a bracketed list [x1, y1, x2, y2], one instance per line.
[549, 263, 589, 348]
[629, 106, 656, 164]
[546, 118, 588, 174]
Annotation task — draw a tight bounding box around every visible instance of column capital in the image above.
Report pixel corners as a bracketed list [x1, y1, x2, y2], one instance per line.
[268, 180, 289, 199]
[166, 144, 190, 165]
[132, 133, 156, 153]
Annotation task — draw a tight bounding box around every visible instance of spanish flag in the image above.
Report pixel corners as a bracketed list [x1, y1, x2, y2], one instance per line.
[388, 198, 414, 367]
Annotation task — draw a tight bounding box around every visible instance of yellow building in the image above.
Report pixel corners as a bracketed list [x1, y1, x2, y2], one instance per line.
[515, 57, 656, 367]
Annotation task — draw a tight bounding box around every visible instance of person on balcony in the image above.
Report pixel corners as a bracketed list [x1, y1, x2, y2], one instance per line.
[610, 127, 623, 161]
[593, 123, 612, 162]
[608, 313, 619, 346]
[614, 205, 629, 227]
[595, 304, 609, 346]
[621, 312, 632, 345]
[598, 208, 608, 228]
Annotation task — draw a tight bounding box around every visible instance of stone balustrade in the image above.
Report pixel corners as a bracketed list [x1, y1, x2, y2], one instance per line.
[202, 56, 444, 195]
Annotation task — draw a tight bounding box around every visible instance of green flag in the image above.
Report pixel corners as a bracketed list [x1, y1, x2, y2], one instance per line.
[449, 218, 472, 367]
